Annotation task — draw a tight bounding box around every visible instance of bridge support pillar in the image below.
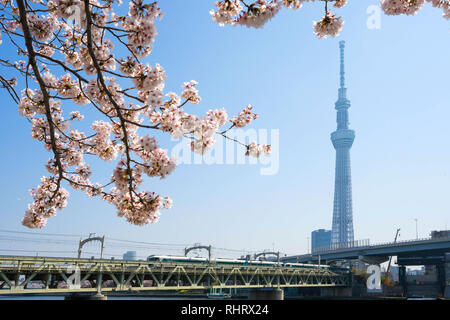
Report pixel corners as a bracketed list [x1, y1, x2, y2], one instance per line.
[436, 263, 446, 297]
[399, 266, 407, 297]
[444, 254, 450, 299]
[248, 288, 284, 300]
[65, 293, 107, 300]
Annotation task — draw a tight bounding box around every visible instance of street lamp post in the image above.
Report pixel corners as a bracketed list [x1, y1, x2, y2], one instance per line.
[415, 219, 418, 240]
[307, 237, 310, 254]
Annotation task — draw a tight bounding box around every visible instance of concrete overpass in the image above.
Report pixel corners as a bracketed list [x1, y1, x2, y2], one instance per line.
[282, 236, 450, 297]
[282, 236, 450, 265]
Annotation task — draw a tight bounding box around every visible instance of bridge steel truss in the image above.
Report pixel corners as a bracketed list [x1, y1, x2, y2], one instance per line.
[0, 256, 351, 294]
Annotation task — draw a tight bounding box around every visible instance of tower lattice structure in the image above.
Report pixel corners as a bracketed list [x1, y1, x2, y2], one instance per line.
[331, 41, 355, 245]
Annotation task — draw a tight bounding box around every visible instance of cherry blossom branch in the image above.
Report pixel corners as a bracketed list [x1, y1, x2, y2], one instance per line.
[17, 0, 64, 197]
[211, 1, 449, 38]
[83, 0, 140, 205]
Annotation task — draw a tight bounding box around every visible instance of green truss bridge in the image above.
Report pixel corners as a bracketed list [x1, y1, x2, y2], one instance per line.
[0, 255, 351, 297]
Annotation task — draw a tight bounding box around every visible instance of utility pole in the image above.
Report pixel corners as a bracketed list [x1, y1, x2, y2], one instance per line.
[307, 237, 310, 254]
[415, 219, 418, 240]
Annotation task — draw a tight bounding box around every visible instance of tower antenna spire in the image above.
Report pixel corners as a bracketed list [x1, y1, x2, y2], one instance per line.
[338, 41, 347, 101]
[339, 40, 346, 89]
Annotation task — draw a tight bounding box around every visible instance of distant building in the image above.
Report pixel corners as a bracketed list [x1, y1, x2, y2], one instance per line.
[311, 229, 332, 253]
[123, 251, 137, 260]
[266, 256, 278, 262]
[430, 230, 450, 239]
[407, 267, 425, 276]
[352, 261, 366, 272]
[389, 266, 400, 282]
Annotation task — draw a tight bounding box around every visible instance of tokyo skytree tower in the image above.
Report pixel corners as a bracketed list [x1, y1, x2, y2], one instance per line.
[331, 41, 355, 245]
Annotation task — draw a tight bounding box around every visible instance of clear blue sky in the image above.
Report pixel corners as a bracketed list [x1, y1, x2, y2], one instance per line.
[1, 1, 449, 259]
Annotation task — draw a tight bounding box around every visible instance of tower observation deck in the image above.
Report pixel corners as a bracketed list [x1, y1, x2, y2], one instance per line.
[331, 41, 355, 245]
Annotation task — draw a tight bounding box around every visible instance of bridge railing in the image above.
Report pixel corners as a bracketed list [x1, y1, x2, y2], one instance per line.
[312, 239, 370, 254]
[365, 234, 450, 249]
[311, 235, 450, 255]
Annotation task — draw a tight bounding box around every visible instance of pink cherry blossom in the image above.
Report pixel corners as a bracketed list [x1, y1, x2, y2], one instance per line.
[3, 0, 441, 229]
[313, 12, 344, 39]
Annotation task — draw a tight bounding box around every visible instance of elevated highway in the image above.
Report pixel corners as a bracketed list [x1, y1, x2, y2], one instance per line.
[282, 236, 450, 265]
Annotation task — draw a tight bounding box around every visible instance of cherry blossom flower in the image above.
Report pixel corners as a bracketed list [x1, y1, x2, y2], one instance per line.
[230, 105, 258, 128]
[313, 12, 344, 39]
[381, 0, 426, 16]
[5, 0, 444, 229]
[246, 142, 272, 157]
